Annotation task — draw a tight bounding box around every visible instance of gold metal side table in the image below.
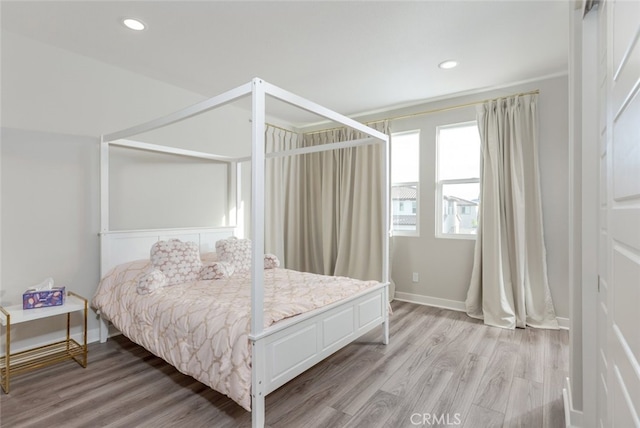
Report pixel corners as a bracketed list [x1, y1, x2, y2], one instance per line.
[0, 291, 88, 393]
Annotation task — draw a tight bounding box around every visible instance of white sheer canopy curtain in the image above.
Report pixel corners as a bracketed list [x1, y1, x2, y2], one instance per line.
[465, 94, 559, 330]
[265, 122, 391, 285]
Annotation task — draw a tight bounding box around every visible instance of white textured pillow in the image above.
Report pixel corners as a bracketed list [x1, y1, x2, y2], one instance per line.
[264, 254, 280, 269]
[150, 239, 203, 286]
[215, 237, 252, 273]
[215, 238, 282, 273]
[137, 269, 167, 294]
[200, 261, 235, 280]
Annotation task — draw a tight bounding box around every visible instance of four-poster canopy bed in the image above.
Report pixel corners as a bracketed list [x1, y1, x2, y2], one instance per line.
[92, 78, 390, 428]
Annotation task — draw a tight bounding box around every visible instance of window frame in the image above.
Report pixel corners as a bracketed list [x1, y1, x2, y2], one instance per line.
[391, 130, 420, 237]
[435, 121, 480, 240]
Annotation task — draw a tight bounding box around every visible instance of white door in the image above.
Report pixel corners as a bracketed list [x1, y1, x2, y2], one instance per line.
[598, 0, 640, 426]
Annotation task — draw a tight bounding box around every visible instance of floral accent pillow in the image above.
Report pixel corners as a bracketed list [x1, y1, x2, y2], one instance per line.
[200, 261, 235, 280]
[150, 239, 203, 286]
[264, 254, 280, 269]
[137, 269, 167, 294]
[215, 237, 252, 273]
[215, 237, 282, 273]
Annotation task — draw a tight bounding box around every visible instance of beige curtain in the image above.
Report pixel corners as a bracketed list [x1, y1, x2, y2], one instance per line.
[291, 121, 389, 282]
[265, 126, 299, 265]
[266, 122, 389, 283]
[465, 94, 558, 329]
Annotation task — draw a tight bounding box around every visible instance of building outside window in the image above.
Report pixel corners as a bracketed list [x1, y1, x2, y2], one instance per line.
[436, 121, 481, 238]
[391, 130, 420, 236]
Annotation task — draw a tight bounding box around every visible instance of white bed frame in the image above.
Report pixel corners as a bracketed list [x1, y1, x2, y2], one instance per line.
[98, 78, 390, 428]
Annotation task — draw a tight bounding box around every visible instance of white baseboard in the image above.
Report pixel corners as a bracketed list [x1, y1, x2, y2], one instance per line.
[87, 327, 102, 344]
[563, 376, 584, 427]
[394, 292, 466, 312]
[395, 291, 570, 330]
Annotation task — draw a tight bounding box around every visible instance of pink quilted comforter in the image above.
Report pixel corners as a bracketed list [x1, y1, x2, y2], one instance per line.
[91, 258, 379, 411]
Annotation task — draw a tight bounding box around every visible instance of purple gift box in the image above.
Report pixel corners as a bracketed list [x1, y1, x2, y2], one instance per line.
[22, 287, 65, 309]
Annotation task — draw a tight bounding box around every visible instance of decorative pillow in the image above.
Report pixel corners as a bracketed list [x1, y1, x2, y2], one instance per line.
[215, 237, 252, 273]
[137, 269, 167, 294]
[150, 239, 203, 286]
[264, 254, 280, 269]
[200, 261, 235, 280]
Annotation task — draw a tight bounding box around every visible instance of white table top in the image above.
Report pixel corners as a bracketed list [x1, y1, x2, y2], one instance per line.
[0, 294, 86, 326]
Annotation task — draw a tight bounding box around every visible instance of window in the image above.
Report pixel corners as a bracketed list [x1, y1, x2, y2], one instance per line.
[391, 130, 420, 236]
[436, 122, 480, 238]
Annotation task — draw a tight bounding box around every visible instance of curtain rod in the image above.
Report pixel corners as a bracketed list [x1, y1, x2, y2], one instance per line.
[302, 88, 540, 136]
[265, 88, 539, 136]
[264, 122, 296, 133]
[369, 89, 540, 124]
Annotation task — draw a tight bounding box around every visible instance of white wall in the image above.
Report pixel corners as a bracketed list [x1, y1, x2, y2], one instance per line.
[359, 75, 570, 321]
[0, 31, 254, 350]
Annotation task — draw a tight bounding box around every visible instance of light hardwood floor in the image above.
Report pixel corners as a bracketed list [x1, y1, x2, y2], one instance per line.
[0, 301, 568, 428]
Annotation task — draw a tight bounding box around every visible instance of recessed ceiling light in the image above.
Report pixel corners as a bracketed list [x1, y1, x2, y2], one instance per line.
[438, 60, 458, 70]
[123, 18, 146, 31]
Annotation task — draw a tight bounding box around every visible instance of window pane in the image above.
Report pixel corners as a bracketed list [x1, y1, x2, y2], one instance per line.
[438, 124, 480, 180]
[392, 132, 419, 183]
[441, 183, 479, 235]
[392, 183, 417, 232]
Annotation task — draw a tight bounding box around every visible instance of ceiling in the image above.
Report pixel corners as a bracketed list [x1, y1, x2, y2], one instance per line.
[1, 0, 569, 126]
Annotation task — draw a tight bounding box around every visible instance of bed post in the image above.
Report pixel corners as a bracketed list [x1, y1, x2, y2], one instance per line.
[382, 133, 390, 345]
[99, 136, 110, 343]
[236, 162, 244, 238]
[228, 161, 237, 230]
[100, 137, 110, 274]
[250, 77, 266, 428]
[98, 316, 109, 343]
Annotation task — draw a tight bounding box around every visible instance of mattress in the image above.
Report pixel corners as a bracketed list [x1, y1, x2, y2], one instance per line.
[91, 256, 379, 411]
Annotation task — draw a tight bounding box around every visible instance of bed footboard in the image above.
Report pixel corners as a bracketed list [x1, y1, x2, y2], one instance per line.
[250, 282, 389, 427]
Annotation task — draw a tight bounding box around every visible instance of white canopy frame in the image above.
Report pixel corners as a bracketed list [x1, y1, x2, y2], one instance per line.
[99, 78, 390, 427]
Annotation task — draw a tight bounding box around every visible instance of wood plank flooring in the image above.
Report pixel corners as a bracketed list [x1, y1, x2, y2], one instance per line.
[0, 301, 569, 428]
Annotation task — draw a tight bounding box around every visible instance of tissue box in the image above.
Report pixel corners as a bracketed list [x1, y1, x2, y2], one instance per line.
[22, 287, 65, 309]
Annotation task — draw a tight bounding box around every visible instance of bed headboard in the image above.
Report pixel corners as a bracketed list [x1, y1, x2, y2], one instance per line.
[100, 226, 236, 276]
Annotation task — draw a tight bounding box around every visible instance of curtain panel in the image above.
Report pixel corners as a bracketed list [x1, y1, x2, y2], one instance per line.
[465, 94, 558, 329]
[265, 122, 389, 283]
[265, 126, 299, 265]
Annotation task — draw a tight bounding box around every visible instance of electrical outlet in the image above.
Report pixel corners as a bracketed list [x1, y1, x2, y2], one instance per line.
[412, 272, 419, 282]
